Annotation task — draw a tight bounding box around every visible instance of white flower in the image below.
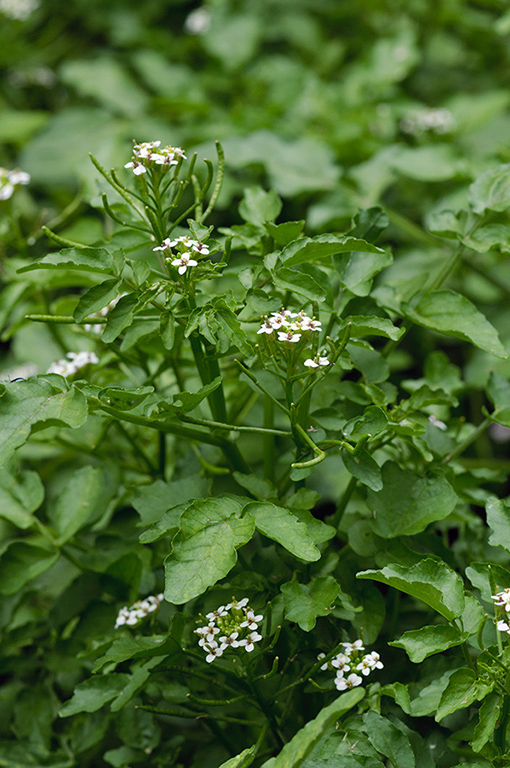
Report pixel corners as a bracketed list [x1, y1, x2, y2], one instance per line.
[171, 254, 198, 275]
[184, 7, 211, 34]
[206, 606, 228, 620]
[219, 632, 240, 649]
[304, 356, 329, 369]
[428, 415, 447, 431]
[238, 631, 262, 652]
[356, 657, 375, 676]
[335, 673, 363, 691]
[227, 597, 249, 610]
[300, 317, 321, 332]
[0, 167, 30, 200]
[124, 161, 147, 175]
[47, 351, 99, 377]
[331, 653, 351, 673]
[240, 611, 263, 630]
[342, 640, 365, 655]
[365, 651, 384, 670]
[497, 620, 510, 633]
[257, 320, 274, 335]
[277, 331, 301, 343]
[492, 589, 510, 607]
[317, 652, 329, 671]
[205, 642, 224, 663]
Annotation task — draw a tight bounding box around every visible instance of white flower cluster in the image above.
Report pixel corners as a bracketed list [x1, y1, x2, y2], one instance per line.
[47, 351, 99, 377]
[257, 308, 329, 370]
[400, 108, 456, 136]
[318, 639, 383, 691]
[115, 593, 164, 629]
[0, 167, 30, 200]
[195, 598, 263, 663]
[492, 589, 510, 634]
[83, 293, 127, 334]
[0, 0, 38, 20]
[124, 141, 187, 176]
[153, 235, 210, 275]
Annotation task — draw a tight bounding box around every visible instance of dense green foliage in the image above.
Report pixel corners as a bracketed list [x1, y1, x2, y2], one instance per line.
[1, 1, 510, 767]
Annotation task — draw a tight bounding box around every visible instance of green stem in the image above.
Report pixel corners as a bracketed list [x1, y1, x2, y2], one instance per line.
[495, 694, 510, 753]
[246, 669, 285, 748]
[178, 412, 291, 437]
[331, 475, 357, 529]
[442, 418, 490, 464]
[114, 421, 157, 474]
[263, 396, 276, 482]
[89, 398, 226, 447]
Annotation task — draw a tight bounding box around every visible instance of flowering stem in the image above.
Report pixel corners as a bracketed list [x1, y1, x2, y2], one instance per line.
[263, 396, 276, 481]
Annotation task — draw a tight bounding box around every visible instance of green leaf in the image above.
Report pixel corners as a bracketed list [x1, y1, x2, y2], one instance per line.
[281, 234, 385, 269]
[470, 692, 501, 752]
[239, 186, 282, 226]
[468, 164, 510, 214]
[357, 558, 465, 620]
[101, 294, 138, 343]
[17, 248, 114, 274]
[0, 468, 44, 529]
[110, 658, 160, 712]
[48, 466, 105, 544]
[160, 312, 175, 351]
[340, 316, 403, 342]
[390, 625, 469, 662]
[486, 497, 510, 553]
[266, 221, 306, 246]
[336, 250, 393, 296]
[487, 373, 510, 427]
[390, 144, 461, 182]
[217, 745, 257, 768]
[214, 300, 252, 355]
[261, 689, 365, 768]
[407, 671, 455, 717]
[233, 472, 278, 501]
[244, 502, 320, 562]
[0, 540, 59, 594]
[363, 711, 415, 768]
[93, 633, 180, 673]
[131, 476, 211, 527]
[164, 496, 255, 603]
[404, 290, 507, 358]
[138, 503, 187, 544]
[171, 376, 223, 413]
[435, 667, 493, 722]
[341, 448, 383, 492]
[273, 267, 326, 302]
[0, 378, 88, 465]
[343, 406, 388, 439]
[281, 576, 341, 631]
[367, 462, 458, 538]
[60, 56, 149, 116]
[59, 675, 130, 717]
[73, 279, 121, 323]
